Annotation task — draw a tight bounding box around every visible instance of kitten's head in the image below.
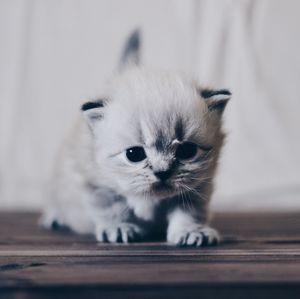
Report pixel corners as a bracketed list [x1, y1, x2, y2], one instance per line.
[82, 68, 231, 200]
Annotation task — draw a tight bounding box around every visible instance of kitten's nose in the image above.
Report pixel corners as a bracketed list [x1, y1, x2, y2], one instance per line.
[154, 169, 172, 181]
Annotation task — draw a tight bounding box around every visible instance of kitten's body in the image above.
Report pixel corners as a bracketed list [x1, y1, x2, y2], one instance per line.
[42, 32, 230, 246]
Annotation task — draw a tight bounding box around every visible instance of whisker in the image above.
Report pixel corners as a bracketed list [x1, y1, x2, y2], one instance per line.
[178, 183, 209, 202]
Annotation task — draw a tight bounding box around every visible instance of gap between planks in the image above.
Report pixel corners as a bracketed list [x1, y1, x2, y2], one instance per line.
[1, 249, 300, 257]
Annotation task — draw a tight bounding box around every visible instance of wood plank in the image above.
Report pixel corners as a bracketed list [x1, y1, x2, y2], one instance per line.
[0, 212, 300, 298]
[1, 284, 300, 299]
[2, 255, 300, 287]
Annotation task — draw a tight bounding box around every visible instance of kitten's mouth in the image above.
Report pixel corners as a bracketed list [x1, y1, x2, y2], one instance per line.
[151, 181, 175, 198]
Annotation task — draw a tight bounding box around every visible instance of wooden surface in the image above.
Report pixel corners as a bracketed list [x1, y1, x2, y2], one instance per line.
[0, 212, 300, 298]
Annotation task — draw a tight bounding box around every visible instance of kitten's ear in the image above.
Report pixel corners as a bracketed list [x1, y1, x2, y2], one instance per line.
[81, 100, 105, 128]
[119, 29, 141, 70]
[200, 88, 231, 114]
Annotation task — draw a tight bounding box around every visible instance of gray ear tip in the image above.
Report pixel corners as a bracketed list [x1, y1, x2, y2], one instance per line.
[199, 88, 231, 112]
[81, 100, 104, 111]
[120, 28, 141, 67]
[128, 28, 141, 50]
[200, 88, 232, 99]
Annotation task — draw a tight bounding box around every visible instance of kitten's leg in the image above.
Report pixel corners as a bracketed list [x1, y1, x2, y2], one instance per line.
[96, 195, 159, 243]
[93, 212, 147, 243]
[167, 208, 220, 247]
[88, 192, 150, 243]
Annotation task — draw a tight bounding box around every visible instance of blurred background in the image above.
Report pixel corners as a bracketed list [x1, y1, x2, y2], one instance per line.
[0, 0, 299, 212]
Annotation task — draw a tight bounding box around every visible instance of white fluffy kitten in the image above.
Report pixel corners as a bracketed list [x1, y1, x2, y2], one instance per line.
[42, 30, 231, 246]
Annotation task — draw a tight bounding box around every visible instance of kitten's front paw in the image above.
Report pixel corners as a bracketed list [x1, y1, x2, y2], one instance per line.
[95, 223, 144, 243]
[167, 226, 220, 247]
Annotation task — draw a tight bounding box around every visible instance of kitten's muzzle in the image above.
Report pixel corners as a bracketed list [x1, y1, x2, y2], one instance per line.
[152, 181, 174, 197]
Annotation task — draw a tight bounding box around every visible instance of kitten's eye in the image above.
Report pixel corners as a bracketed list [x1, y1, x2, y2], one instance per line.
[126, 147, 147, 162]
[175, 142, 198, 160]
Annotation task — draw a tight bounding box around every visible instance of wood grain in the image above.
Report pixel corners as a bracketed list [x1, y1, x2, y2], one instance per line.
[0, 212, 300, 298]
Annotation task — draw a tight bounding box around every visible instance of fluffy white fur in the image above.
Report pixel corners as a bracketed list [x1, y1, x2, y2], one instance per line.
[41, 32, 230, 247]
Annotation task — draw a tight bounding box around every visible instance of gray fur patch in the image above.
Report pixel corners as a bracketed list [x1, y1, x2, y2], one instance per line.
[155, 129, 170, 152]
[175, 118, 184, 141]
[86, 182, 126, 208]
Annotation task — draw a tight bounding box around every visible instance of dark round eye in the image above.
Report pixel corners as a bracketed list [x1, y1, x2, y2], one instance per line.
[175, 142, 198, 160]
[126, 146, 147, 162]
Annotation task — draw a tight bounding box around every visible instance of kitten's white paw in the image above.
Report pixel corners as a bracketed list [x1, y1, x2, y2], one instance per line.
[167, 226, 220, 247]
[95, 223, 143, 243]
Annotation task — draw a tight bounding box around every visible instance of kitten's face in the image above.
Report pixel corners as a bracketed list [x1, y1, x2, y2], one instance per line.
[83, 69, 229, 200]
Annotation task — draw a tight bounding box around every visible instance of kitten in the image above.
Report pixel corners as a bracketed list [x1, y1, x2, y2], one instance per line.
[41, 30, 231, 246]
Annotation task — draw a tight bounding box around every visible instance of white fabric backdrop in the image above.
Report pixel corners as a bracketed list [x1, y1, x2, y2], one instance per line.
[0, 0, 299, 211]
